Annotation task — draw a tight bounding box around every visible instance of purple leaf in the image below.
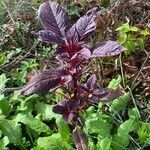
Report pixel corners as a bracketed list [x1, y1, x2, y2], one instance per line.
[89, 87, 124, 103]
[66, 7, 100, 42]
[73, 127, 88, 150]
[92, 41, 125, 58]
[18, 68, 70, 95]
[53, 100, 80, 123]
[36, 30, 65, 45]
[70, 48, 91, 60]
[38, 1, 68, 37]
[85, 74, 96, 91]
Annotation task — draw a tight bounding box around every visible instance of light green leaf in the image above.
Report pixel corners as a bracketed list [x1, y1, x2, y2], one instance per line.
[112, 119, 135, 150]
[56, 118, 71, 143]
[35, 102, 58, 120]
[109, 92, 130, 114]
[138, 122, 150, 145]
[129, 27, 139, 32]
[97, 137, 111, 150]
[0, 119, 24, 148]
[0, 74, 8, 90]
[35, 133, 73, 150]
[0, 136, 9, 150]
[108, 75, 121, 89]
[116, 23, 130, 33]
[118, 33, 127, 44]
[85, 113, 111, 139]
[15, 113, 51, 134]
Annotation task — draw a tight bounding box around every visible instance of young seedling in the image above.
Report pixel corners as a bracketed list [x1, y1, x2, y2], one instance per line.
[19, 1, 125, 126]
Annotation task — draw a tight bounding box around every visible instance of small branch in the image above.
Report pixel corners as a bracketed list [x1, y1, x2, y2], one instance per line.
[131, 51, 149, 90]
[1, 0, 15, 23]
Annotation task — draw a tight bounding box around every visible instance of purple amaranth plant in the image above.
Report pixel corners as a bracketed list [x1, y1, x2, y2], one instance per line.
[19, 1, 125, 125]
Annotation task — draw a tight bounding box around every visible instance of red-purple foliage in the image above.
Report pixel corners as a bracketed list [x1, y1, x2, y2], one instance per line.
[19, 1, 125, 125]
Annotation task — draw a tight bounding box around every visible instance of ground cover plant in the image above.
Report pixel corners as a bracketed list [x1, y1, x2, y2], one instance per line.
[0, 0, 150, 150]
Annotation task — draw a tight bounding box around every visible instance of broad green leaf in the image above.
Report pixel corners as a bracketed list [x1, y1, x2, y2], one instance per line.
[108, 75, 121, 89]
[35, 133, 73, 150]
[35, 102, 58, 120]
[109, 92, 130, 114]
[0, 136, 9, 150]
[97, 137, 111, 150]
[15, 113, 51, 134]
[85, 113, 111, 139]
[112, 119, 135, 150]
[56, 118, 71, 143]
[0, 119, 24, 148]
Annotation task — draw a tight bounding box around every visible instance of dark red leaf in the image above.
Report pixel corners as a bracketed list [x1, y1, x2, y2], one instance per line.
[92, 41, 125, 58]
[73, 127, 88, 150]
[38, 1, 68, 37]
[36, 30, 65, 45]
[18, 68, 70, 95]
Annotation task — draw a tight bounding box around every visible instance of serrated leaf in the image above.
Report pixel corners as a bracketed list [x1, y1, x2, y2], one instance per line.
[0, 100, 10, 116]
[85, 113, 111, 139]
[35, 133, 73, 150]
[0, 119, 23, 147]
[56, 117, 71, 143]
[85, 74, 96, 91]
[73, 127, 88, 150]
[92, 41, 125, 58]
[15, 113, 51, 134]
[109, 92, 130, 114]
[38, 1, 68, 37]
[35, 102, 58, 120]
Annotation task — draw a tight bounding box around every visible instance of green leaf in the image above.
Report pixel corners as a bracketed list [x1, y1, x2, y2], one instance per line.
[35, 133, 73, 150]
[97, 137, 111, 150]
[35, 102, 58, 120]
[56, 118, 71, 143]
[129, 27, 139, 32]
[0, 74, 8, 90]
[116, 23, 130, 33]
[118, 33, 127, 44]
[109, 92, 130, 114]
[15, 113, 51, 134]
[0, 100, 10, 116]
[0, 119, 24, 148]
[138, 122, 150, 145]
[108, 75, 121, 89]
[112, 119, 135, 150]
[85, 113, 111, 139]
[0, 136, 9, 150]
